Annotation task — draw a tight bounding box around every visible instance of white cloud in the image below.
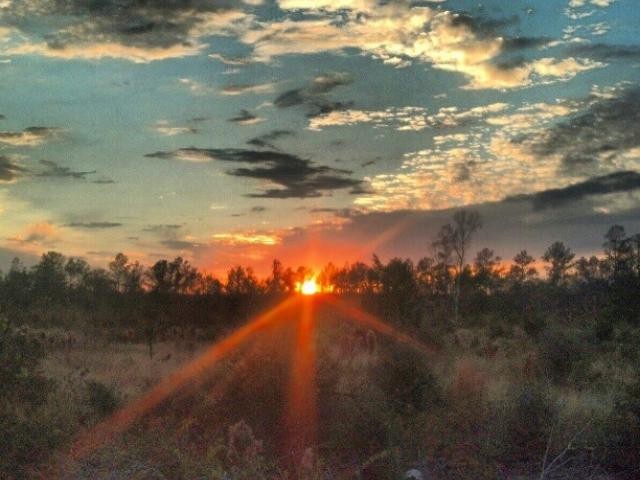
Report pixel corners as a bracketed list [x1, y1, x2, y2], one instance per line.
[308, 103, 509, 131]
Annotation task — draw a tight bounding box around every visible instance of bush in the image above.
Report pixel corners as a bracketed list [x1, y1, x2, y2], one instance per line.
[85, 380, 121, 417]
[375, 347, 441, 413]
[0, 317, 55, 478]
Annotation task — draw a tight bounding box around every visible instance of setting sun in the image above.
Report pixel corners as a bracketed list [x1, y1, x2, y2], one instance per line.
[300, 279, 319, 296]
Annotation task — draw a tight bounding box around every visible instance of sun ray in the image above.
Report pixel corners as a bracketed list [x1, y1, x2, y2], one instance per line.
[358, 213, 419, 258]
[283, 295, 319, 459]
[323, 296, 436, 358]
[67, 295, 301, 461]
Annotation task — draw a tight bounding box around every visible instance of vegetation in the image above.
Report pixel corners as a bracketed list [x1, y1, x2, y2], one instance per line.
[1, 212, 639, 478]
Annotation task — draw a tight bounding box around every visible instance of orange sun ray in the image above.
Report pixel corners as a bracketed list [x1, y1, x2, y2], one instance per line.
[67, 295, 300, 461]
[323, 296, 436, 358]
[357, 213, 419, 258]
[283, 295, 319, 459]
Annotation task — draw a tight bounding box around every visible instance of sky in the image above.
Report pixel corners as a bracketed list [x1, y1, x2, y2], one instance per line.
[0, 0, 639, 276]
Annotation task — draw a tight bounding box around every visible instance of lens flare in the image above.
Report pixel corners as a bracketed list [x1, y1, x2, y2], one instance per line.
[284, 296, 318, 459]
[322, 296, 436, 358]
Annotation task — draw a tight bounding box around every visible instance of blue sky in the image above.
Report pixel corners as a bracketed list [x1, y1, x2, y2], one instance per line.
[1, 0, 639, 274]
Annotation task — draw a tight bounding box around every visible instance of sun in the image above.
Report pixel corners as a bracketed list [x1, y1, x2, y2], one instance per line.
[300, 279, 319, 295]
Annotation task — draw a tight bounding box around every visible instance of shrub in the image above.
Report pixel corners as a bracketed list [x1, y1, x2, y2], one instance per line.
[0, 317, 55, 478]
[85, 380, 121, 417]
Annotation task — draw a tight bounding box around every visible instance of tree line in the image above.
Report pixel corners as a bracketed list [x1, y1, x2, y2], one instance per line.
[1, 211, 639, 335]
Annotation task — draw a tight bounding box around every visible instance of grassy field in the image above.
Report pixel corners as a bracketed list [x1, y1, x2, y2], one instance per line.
[3, 295, 639, 480]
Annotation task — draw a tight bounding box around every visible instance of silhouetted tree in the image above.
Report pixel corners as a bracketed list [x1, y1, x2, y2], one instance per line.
[473, 248, 502, 294]
[146, 257, 198, 294]
[508, 250, 538, 284]
[542, 242, 575, 286]
[226, 266, 260, 297]
[318, 262, 338, 292]
[266, 259, 286, 294]
[32, 252, 67, 301]
[433, 210, 482, 323]
[64, 257, 90, 290]
[603, 225, 632, 281]
[194, 272, 223, 296]
[375, 257, 420, 326]
[2, 258, 32, 310]
[575, 256, 604, 284]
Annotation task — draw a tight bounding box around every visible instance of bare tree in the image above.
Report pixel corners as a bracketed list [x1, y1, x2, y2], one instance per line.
[433, 210, 482, 323]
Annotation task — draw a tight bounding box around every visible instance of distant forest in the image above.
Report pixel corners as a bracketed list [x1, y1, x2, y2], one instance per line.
[2, 211, 639, 340]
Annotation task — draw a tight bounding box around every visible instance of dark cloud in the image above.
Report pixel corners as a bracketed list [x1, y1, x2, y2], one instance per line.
[509, 171, 640, 210]
[36, 160, 96, 179]
[2, 0, 241, 53]
[0, 155, 27, 182]
[0, 126, 61, 146]
[285, 195, 640, 268]
[361, 160, 376, 167]
[251, 206, 267, 213]
[228, 109, 262, 125]
[530, 85, 640, 172]
[146, 147, 362, 198]
[502, 36, 552, 51]
[450, 12, 520, 37]
[92, 178, 116, 184]
[568, 43, 640, 61]
[310, 207, 338, 213]
[274, 72, 353, 117]
[247, 129, 294, 149]
[66, 222, 122, 229]
[160, 239, 200, 250]
[0, 114, 5, 120]
[143, 224, 183, 234]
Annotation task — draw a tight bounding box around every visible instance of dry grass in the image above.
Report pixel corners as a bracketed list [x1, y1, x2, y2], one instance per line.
[43, 338, 208, 400]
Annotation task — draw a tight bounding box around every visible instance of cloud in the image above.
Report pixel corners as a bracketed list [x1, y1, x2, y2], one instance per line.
[146, 147, 362, 198]
[309, 102, 508, 131]
[509, 171, 640, 210]
[7, 222, 56, 245]
[211, 231, 281, 246]
[0, 155, 27, 182]
[143, 224, 183, 234]
[274, 72, 353, 117]
[241, 7, 598, 90]
[178, 78, 215, 95]
[65, 222, 122, 229]
[568, 43, 640, 61]
[209, 52, 253, 65]
[247, 129, 294, 149]
[529, 85, 640, 173]
[0, 126, 61, 146]
[153, 120, 197, 136]
[92, 177, 116, 184]
[35, 160, 96, 179]
[160, 239, 201, 250]
[227, 109, 264, 125]
[219, 82, 276, 95]
[2, 1, 252, 62]
[251, 206, 267, 213]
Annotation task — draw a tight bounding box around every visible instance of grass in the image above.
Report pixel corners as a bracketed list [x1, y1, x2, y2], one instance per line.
[2, 304, 639, 479]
